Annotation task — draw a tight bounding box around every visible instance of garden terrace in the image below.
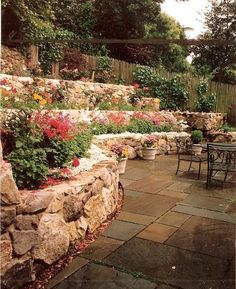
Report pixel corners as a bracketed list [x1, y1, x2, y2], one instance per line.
[0, 143, 120, 289]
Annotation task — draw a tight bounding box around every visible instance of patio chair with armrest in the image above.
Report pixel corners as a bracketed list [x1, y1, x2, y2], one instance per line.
[176, 144, 207, 180]
[206, 143, 236, 189]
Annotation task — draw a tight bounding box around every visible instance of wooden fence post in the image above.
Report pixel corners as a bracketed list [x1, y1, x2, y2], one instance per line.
[51, 62, 60, 78]
[27, 44, 39, 69]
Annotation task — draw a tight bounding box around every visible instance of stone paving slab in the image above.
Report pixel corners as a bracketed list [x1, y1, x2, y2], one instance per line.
[117, 211, 156, 225]
[104, 237, 235, 289]
[185, 183, 236, 200]
[123, 193, 179, 217]
[172, 204, 236, 223]
[126, 176, 173, 194]
[123, 168, 152, 181]
[137, 223, 177, 243]
[123, 190, 145, 198]
[179, 194, 232, 212]
[102, 220, 145, 241]
[166, 216, 235, 260]
[53, 263, 158, 289]
[119, 178, 135, 188]
[156, 211, 191, 228]
[158, 189, 188, 200]
[166, 181, 192, 192]
[47, 257, 89, 289]
[80, 236, 124, 261]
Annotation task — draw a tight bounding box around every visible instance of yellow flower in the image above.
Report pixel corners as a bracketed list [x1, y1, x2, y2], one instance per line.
[39, 99, 47, 106]
[33, 93, 43, 101]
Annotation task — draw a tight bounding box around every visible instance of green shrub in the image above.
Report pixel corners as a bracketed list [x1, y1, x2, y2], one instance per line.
[133, 66, 189, 110]
[191, 130, 203, 144]
[75, 131, 93, 157]
[99, 101, 112, 110]
[8, 147, 49, 189]
[90, 122, 108, 135]
[195, 81, 216, 112]
[127, 119, 157, 134]
[46, 139, 79, 168]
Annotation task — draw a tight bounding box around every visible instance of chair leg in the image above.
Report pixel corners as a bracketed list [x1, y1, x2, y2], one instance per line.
[197, 161, 202, 180]
[176, 159, 180, 175]
[206, 169, 212, 189]
[188, 160, 192, 172]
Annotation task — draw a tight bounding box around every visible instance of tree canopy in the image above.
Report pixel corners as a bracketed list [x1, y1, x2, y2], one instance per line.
[192, 0, 236, 84]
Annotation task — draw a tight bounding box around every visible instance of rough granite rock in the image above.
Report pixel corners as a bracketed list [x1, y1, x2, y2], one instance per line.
[91, 179, 104, 195]
[84, 194, 106, 233]
[0, 206, 16, 233]
[22, 191, 54, 214]
[11, 230, 39, 255]
[0, 165, 21, 206]
[33, 213, 70, 264]
[0, 240, 12, 271]
[75, 216, 88, 240]
[15, 215, 39, 231]
[63, 195, 84, 222]
[1, 257, 34, 289]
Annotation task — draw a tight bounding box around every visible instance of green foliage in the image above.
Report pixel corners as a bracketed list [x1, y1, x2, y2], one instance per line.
[192, 0, 236, 84]
[90, 122, 108, 135]
[191, 130, 203, 144]
[127, 119, 157, 134]
[94, 56, 113, 83]
[98, 102, 112, 110]
[133, 66, 189, 110]
[195, 81, 216, 112]
[8, 147, 49, 189]
[220, 123, 236, 133]
[75, 130, 93, 157]
[46, 139, 78, 168]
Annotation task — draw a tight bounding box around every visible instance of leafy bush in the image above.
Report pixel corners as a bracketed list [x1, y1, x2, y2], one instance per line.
[99, 101, 112, 110]
[75, 130, 93, 157]
[127, 119, 157, 134]
[191, 130, 203, 144]
[195, 81, 216, 112]
[133, 65, 189, 110]
[8, 148, 49, 189]
[2, 109, 91, 189]
[90, 122, 108, 135]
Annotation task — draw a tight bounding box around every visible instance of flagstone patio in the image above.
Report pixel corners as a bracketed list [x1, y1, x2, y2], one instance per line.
[47, 155, 235, 289]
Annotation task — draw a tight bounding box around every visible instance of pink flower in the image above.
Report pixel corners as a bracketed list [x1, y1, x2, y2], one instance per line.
[72, 156, 80, 167]
[133, 83, 139, 90]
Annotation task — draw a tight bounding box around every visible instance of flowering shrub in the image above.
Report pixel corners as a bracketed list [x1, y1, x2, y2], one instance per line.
[110, 144, 129, 160]
[1, 109, 91, 189]
[141, 135, 158, 148]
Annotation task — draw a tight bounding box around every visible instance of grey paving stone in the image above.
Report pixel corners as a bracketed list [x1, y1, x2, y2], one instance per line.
[117, 211, 156, 225]
[179, 194, 232, 212]
[102, 220, 145, 241]
[80, 236, 124, 261]
[53, 263, 158, 289]
[105, 238, 235, 289]
[46, 257, 89, 289]
[172, 204, 236, 223]
[166, 216, 235, 259]
[123, 193, 179, 217]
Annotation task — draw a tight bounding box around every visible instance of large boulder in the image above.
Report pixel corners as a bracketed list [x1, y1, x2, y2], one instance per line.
[11, 230, 39, 256]
[33, 214, 70, 264]
[84, 194, 106, 233]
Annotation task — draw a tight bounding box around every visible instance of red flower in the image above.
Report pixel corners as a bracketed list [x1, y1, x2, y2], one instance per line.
[72, 156, 80, 167]
[11, 87, 17, 93]
[0, 79, 7, 85]
[133, 83, 139, 90]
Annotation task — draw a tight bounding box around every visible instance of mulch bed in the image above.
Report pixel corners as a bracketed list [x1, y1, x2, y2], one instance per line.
[23, 182, 124, 289]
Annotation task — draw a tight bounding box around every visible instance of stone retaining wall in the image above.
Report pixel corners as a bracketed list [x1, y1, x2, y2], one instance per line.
[0, 149, 119, 288]
[94, 132, 191, 158]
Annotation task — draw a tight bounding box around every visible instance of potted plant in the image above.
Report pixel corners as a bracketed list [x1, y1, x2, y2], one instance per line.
[191, 130, 203, 155]
[141, 135, 158, 160]
[110, 144, 129, 174]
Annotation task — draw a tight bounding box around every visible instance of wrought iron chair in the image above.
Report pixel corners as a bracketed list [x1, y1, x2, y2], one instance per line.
[176, 145, 207, 180]
[206, 143, 236, 189]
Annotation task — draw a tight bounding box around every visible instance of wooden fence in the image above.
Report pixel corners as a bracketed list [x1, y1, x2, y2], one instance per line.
[28, 45, 236, 113]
